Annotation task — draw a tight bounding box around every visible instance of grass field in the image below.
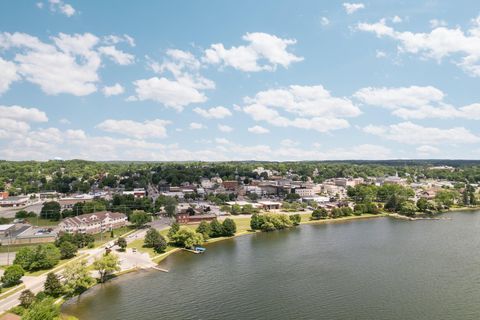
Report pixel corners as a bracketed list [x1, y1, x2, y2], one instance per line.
[25, 217, 60, 227]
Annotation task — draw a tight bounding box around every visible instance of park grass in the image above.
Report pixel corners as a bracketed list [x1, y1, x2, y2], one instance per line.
[25, 217, 60, 227]
[25, 253, 89, 276]
[0, 243, 41, 253]
[92, 226, 134, 247]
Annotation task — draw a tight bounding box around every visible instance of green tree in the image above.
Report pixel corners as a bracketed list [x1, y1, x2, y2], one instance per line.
[40, 201, 61, 220]
[285, 193, 301, 202]
[1, 264, 24, 287]
[250, 213, 266, 230]
[93, 253, 121, 283]
[130, 210, 150, 228]
[289, 214, 301, 225]
[19, 289, 35, 308]
[44, 272, 64, 297]
[416, 198, 429, 212]
[15, 210, 36, 219]
[22, 297, 60, 320]
[167, 222, 180, 239]
[62, 259, 95, 296]
[311, 208, 328, 220]
[144, 228, 166, 252]
[116, 237, 127, 251]
[59, 241, 77, 259]
[170, 228, 204, 248]
[209, 219, 224, 238]
[196, 221, 211, 240]
[399, 201, 417, 217]
[222, 218, 237, 236]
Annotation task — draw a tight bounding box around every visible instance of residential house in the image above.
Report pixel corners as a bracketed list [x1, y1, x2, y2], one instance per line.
[59, 211, 127, 234]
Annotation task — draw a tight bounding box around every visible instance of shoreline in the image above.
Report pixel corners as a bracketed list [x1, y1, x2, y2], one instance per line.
[61, 207, 479, 317]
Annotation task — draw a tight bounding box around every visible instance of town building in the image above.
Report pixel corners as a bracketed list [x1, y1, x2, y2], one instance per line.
[0, 196, 29, 207]
[122, 188, 146, 198]
[58, 211, 127, 234]
[293, 187, 315, 197]
[176, 211, 217, 224]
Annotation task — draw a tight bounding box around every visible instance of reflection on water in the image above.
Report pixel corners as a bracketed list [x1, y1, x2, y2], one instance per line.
[63, 212, 480, 320]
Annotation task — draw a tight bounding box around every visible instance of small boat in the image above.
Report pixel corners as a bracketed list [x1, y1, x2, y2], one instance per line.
[193, 246, 206, 253]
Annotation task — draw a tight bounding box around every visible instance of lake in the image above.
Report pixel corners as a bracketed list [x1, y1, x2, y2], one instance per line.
[62, 211, 480, 320]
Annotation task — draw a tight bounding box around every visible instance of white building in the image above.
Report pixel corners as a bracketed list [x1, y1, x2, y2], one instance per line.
[293, 187, 315, 197]
[59, 211, 128, 234]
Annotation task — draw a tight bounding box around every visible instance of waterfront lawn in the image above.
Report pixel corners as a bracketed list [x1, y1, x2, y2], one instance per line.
[93, 226, 133, 247]
[127, 238, 176, 258]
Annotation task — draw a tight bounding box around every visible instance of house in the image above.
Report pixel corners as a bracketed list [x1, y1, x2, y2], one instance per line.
[257, 201, 282, 210]
[0, 192, 8, 200]
[59, 211, 127, 234]
[293, 187, 314, 197]
[176, 211, 217, 224]
[223, 180, 239, 191]
[122, 188, 146, 198]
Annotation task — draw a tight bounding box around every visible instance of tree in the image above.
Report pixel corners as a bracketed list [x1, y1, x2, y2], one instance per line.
[285, 193, 300, 202]
[222, 218, 237, 236]
[311, 208, 328, 220]
[59, 241, 77, 259]
[1, 265, 24, 287]
[40, 201, 61, 221]
[19, 289, 35, 308]
[196, 221, 211, 240]
[144, 228, 161, 247]
[44, 272, 64, 297]
[290, 214, 301, 225]
[416, 198, 429, 212]
[93, 253, 121, 283]
[167, 222, 180, 240]
[130, 210, 150, 228]
[116, 237, 127, 251]
[15, 210, 36, 219]
[209, 219, 224, 238]
[250, 213, 266, 230]
[170, 228, 204, 248]
[153, 236, 167, 253]
[22, 297, 59, 320]
[62, 259, 95, 296]
[399, 201, 417, 217]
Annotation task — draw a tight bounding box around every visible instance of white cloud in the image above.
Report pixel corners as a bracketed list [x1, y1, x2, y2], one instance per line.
[102, 83, 125, 96]
[98, 46, 134, 65]
[215, 138, 230, 144]
[193, 106, 232, 119]
[248, 125, 269, 134]
[416, 145, 440, 156]
[392, 16, 403, 23]
[243, 85, 360, 132]
[103, 34, 135, 47]
[218, 124, 233, 132]
[280, 139, 298, 147]
[133, 49, 214, 110]
[0, 118, 30, 139]
[354, 85, 480, 119]
[203, 32, 303, 72]
[0, 32, 134, 96]
[320, 17, 330, 26]
[59, 118, 71, 125]
[48, 0, 76, 17]
[96, 119, 171, 139]
[357, 15, 480, 76]
[429, 19, 447, 28]
[189, 122, 205, 130]
[0, 58, 19, 94]
[343, 3, 365, 14]
[375, 50, 387, 58]
[0, 105, 48, 122]
[363, 122, 480, 145]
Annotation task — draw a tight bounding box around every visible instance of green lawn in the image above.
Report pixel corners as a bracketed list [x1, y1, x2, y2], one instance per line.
[92, 226, 134, 247]
[0, 243, 41, 253]
[25, 217, 60, 227]
[127, 238, 176, 258]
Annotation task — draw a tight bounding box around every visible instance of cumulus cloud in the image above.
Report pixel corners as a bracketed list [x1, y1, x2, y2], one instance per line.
[189, 122, 205, 130]
[357, 15, 480, 76]
[343, 2, 365, 14]
[320, 17, 330, 26]
[102, 83, 125, 96]
[98, 46, 135, 65]
[243, 85, 360, 132]
[363, 122, 480, 145]
[193, 106, 232, 119]
[203, 32, 303, 72]
[218, 124, 233, 132]
[133, 49, 214, 110]
[416, 145, 440, 156]
[46, 0, 76, 17]
[0, 105, 48, 122]
[354, 85, 480, 119]
[96, 119, 171, 139]
[0, 32, 134, 96]
[0, 58, 19, 95]
[248, 125, 270, 134]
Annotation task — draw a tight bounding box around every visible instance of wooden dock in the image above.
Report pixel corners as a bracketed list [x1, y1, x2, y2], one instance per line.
[152, 266, 169, 272]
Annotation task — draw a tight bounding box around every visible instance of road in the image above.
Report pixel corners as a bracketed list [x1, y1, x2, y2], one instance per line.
[0, 202, 44, 218]
[0, 228, 146, 314]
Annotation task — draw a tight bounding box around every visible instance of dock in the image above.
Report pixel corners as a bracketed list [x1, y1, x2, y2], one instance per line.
[152, 266, 169, 272]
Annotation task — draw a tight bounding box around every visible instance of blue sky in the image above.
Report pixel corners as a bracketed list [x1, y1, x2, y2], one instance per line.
[1, 0, 480, 161]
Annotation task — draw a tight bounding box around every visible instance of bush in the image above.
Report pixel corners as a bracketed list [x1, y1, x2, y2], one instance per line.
[289, 214, 301, 225]
[170, 228, 204, 248]
[19, 289, 35, 308]
[22, 297, 60, 320]
[15, 210, 36, 219]
[250, 213, 295, 232]
[311, 208, 328, 220]
[59, 241, 77, 259]
[14, 244, 61, 272]
[1, 264, 25, 287]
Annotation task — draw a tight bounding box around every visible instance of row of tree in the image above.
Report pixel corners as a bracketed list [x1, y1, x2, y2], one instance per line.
[250, 213, 301, 232]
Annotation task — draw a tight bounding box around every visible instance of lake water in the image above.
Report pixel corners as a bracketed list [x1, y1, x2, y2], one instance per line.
[63, 211, 480, 320]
